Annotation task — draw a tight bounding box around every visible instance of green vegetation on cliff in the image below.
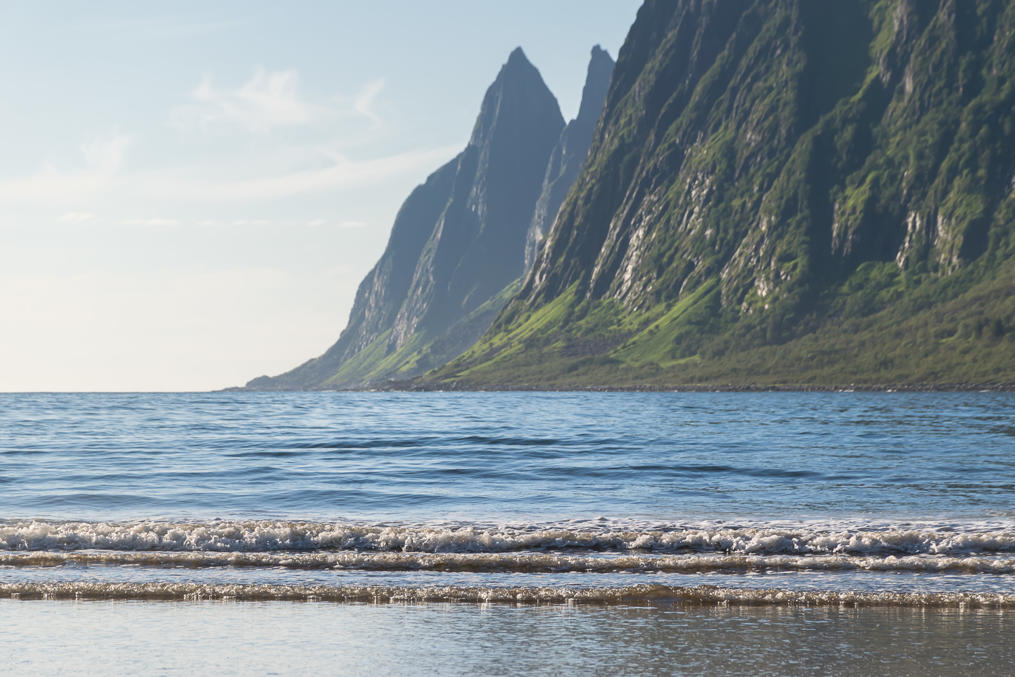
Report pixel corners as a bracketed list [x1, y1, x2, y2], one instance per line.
[427, 0, 1015, 389]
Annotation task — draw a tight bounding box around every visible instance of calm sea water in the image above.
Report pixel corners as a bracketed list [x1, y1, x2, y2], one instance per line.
[2, 392, 1013, 673]
[3, 391, 1013, 521]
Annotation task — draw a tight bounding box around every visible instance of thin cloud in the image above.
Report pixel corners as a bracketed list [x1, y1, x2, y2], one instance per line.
[353, 79, 385, 129]
[81, 132, 131, 174]
[130, 144, 460, 202]
[120, 217, 180, 227]
[340, 220, 368, 230]
[0, 133, 131, 204]
[174, 71, 389, 133]
[58, 211, 99, 223]
[230, 219, 273, 226]
[174, 68, 318, 133]
[0, 138, 459, 209]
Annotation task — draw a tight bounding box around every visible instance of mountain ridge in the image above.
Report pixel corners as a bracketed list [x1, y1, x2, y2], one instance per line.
[246, 46, 613, 390]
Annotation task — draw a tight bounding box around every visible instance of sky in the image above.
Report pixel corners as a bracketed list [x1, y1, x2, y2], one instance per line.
[0, 1, 641, 392]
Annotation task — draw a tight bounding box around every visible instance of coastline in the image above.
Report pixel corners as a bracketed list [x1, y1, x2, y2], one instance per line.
[230, 381, 1015, 393]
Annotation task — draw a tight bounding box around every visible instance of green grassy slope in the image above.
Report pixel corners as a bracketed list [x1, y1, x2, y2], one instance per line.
[431, 260, 1015, 389]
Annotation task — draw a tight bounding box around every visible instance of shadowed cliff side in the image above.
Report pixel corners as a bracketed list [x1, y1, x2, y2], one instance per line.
[246, 48, 571, 390]
[525, 46, 615, 270]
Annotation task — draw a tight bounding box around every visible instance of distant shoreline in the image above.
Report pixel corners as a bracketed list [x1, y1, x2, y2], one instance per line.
[229, 382, 1015, 393]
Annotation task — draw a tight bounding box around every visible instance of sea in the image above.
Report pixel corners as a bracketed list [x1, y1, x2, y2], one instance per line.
[1, 391, 1013, 675]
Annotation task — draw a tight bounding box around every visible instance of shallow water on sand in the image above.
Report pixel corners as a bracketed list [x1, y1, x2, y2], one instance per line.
[1, 599, 1010, 676]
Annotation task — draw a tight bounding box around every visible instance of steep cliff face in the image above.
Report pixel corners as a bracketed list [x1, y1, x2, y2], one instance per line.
[525, 46, 615, 269]
[433, 0, 1015, 388]
[245, 158, 460, 390]
[246, 48, 567, 389]
[387, 48, 565, 348]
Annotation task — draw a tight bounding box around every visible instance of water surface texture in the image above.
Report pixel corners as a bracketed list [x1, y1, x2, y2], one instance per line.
[3, 600, 1011, 676]
[2, 391, 1013, 522]
[0, 391, 1010, 604]
[1, 392, 1013, 672]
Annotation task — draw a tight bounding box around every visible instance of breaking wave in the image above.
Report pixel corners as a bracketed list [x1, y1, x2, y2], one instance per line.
[2, 519, 1014, 557]
[0, 581, 1011, 608]
[2, 550, 1013, 575]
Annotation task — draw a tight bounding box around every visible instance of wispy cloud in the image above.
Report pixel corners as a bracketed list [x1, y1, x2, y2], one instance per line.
[173, 70, 389, 134]
[0, 133, 131, 204]
[174, 68, 318, 133]
[81, 132, 131, 174]
[353, 79, 385, 129]
[58, 211, 99, 223]
[339, 220, 368, 230]
[120, 217, 180, 227]
[130, 145, 460, 202]
[0, 140, 459, 209]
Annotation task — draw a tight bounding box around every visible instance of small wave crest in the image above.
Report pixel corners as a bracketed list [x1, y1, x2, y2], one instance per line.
[1, 582, 1011, 608]
[2, 550, 1013, 575]
[2, 520, 1015, 556]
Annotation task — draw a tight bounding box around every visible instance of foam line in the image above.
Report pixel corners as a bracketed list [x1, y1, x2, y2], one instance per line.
[2, 550, 1013, 574]
[2, 520, 1014, 555]
[1, 582, 1012, 607]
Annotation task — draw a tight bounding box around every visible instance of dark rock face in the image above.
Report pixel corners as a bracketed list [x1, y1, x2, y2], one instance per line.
[432, 0, 1015, 388]
[389, 47, 566, 346]
[525, 46, 615, 269]
[522, 0, 1015, 312]
[245, 157, 460, 390]
[246, 47, 567, 389]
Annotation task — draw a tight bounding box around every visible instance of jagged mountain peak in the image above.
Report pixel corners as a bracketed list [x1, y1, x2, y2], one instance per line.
[246, 46, 575, 390]
[578, 46, 615, 124]
[506, 45, 530, 66]
[495, 46, 545, 88]
[523, 46, 615, 269]
[469, 47, 563, 147]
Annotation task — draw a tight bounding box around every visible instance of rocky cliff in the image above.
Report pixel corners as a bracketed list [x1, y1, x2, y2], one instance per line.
[247, 46, 613, 389]
[525, 46, 615, 269]
[432, 0, 1015, 388]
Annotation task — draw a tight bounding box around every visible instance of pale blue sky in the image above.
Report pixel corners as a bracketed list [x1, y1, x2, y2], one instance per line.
[0, 1, 640, 391]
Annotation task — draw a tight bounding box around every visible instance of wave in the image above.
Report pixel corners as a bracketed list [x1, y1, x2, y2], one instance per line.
[1, 581, 1011, 607]
[2, 550, 1013, 575]
[2, 520, 1015, 556]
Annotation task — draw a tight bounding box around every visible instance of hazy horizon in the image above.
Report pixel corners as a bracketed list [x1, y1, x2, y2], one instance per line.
[0, 1, 638, 391]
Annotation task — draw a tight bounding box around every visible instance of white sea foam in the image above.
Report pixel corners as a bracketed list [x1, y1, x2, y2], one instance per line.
[2, 519, 1014, 556]
[1, 550, 1013, 575]
[0, 581, 1012, 608]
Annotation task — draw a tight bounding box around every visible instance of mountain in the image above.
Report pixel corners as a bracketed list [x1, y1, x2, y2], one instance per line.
[525, 45, 615, 269]
[246, 47, 613, 390]
[429, 0, 1015, 389]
